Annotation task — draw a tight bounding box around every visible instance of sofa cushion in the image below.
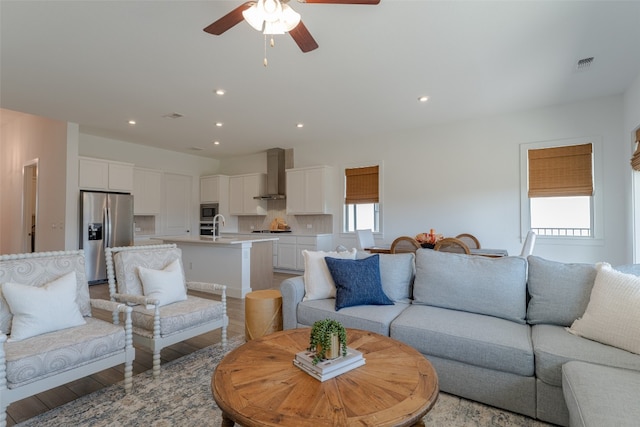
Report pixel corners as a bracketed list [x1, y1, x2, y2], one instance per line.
[526, 256, 596, 326]
[4, 317, 125, 388]
[2, 272, 86, 341]
[296, 298, 409, 336]
[356, 252, 415, 303]
[325, 255, 394, 310]
[532, 324, 640, 387]
[563, 361, 640, 427]
[302, 249, 357, 301]
[413, 250, 527, 324]
[391, 304, 534, 377]
[568, 262, 640, 355]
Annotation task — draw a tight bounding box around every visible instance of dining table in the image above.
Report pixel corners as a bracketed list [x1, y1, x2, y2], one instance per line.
[365, 246, 508, 257]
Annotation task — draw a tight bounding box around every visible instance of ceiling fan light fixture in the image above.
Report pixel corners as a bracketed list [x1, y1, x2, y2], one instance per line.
[281, 4, 301, 31]
[242, 3, 265, 31]
[242, 0, 300, 34]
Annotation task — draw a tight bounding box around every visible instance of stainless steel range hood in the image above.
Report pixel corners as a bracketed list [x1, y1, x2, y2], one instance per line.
[254, 148, 286, 200]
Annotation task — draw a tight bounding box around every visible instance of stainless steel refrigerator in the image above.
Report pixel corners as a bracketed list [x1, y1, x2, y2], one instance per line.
[79, 190, 134, 284]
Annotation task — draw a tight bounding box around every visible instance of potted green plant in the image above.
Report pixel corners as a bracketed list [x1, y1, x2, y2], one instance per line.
[308, 319, 347, 365]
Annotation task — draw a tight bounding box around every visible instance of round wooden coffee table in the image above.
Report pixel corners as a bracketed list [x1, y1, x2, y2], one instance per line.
[212, 328, 439, 426]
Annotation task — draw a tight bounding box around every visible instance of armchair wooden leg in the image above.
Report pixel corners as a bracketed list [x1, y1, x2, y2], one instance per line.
[153, 351, 161, 378]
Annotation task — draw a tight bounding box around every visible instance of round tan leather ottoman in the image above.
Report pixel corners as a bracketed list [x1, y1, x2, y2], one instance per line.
[245, 289, 283, 341]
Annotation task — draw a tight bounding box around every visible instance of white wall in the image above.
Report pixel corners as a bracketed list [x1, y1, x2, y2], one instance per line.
[291, 95, 629, 264]
[3, 92, 635, 265]
[0, 111, 70, 254]
[624, 71, 640, 262]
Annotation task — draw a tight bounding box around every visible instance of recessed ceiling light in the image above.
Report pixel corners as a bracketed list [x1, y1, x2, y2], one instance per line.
[212, 141, 220, 145]
[215, 89, 225, 96]
[215, 122, 223, 127]
[128, 120, 136, 125]
[296, 123, 304, 128]
[418, 96, 429, 103]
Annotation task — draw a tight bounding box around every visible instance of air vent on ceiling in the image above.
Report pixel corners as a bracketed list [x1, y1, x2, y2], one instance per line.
[190, 146, 204, 151]
[163, 112, 184, 119]
[575, 57, 594, 72]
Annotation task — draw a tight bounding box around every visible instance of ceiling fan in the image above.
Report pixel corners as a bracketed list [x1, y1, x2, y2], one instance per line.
[203, 0, 380, 53]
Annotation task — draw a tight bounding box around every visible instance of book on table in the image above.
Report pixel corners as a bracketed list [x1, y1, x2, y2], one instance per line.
[293, 347, 365, 381]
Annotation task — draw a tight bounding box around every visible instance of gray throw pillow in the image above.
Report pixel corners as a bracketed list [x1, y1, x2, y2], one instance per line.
[413, 250, 528, 324]
[526, 256, 596, 326]
[356, 252, 415, 303]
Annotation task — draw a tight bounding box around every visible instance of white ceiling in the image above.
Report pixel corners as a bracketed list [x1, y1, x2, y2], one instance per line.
[2, 0, 640, 159]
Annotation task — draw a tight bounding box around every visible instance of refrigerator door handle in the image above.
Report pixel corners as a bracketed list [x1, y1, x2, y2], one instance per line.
[104, 207, 111, 248]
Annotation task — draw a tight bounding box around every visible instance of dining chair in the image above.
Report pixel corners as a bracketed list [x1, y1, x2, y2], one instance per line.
[455, 233, 481, 249]
[356, 229, 376, 251]
[433, 237, 471, 254]
[520, 231, 537, 257]
[390, 236, 421, 254]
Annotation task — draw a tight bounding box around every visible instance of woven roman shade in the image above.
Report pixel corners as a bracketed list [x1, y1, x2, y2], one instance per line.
[345, 166, 379, 204]
[631, 129, 640, 171]
[528, 143, 593, 198]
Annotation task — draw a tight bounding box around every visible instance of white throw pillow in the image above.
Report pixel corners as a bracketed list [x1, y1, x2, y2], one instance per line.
[137, 259, 187, 307]
[302, 248, 357, 301]
[2, 271, 86, 341]
[568, 262, 640, 355]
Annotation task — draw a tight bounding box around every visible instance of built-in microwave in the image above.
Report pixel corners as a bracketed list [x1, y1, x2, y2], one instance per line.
[200, 203, 218, 221]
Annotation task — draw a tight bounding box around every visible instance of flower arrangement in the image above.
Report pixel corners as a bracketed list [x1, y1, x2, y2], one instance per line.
[308, 319, 347, 365]
[415, 229, 444, 246]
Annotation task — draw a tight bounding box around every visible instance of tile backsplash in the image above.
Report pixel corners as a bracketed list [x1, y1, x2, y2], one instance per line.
[237, 200, 333, 234]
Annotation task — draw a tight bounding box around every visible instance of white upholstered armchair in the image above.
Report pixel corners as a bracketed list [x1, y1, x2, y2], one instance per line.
[105, 244, 228, 378]
[0, 250, 134, 427]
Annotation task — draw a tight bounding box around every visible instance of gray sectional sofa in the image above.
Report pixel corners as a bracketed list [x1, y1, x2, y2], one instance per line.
[280, 249, 640, 426]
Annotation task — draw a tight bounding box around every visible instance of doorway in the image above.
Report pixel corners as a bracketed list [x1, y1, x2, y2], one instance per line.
[22, 159, 38, 253]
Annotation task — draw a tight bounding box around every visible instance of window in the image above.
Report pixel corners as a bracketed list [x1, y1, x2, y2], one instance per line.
[521, 140, 597, 239]
[344, 165, 380, 232]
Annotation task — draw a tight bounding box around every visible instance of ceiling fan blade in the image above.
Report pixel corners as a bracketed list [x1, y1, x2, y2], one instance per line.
[289, 21, 319, 53]
[203, 1, 255, 35]
[297, 0, 380, 4]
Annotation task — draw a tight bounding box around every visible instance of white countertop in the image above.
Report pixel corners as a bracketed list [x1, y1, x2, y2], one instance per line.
[224, 232, 332, 237]
[160, 235, 279, 245]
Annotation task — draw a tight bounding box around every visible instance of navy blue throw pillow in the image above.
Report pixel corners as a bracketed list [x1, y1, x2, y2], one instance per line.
[325, 254, 394, 311]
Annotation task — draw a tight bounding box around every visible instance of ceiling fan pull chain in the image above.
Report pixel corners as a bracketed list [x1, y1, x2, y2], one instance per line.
[264, 34, 268, 67]
[270, 35, 275, 48]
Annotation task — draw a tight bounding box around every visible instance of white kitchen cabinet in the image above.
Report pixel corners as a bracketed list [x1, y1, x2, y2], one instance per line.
[229, 173, 267, 216]
[276, 236, 298, 270]
[79, 157, 133, 192]
[133, 168, 162, 214]
[200, 175, 226, 203]
[164, 173, 192, 236]
[286, 166, 333, 215]
[276, 234, 333, 271]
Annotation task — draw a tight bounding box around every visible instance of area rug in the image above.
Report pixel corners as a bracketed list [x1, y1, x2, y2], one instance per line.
[18, 335, 551, 426]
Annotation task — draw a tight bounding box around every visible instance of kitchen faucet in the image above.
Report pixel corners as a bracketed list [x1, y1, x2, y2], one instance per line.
[213, 214, 225, 238]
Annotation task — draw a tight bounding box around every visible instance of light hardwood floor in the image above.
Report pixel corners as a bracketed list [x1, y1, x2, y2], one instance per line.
[6, 272, 296, 426]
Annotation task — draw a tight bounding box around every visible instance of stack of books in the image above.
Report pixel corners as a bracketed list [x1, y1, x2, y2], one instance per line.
[293, 347, 365, 381]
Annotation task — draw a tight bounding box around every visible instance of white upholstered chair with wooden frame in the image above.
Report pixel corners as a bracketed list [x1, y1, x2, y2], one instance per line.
[356, 229, 375, 251]
[0, 250, 134, 427]
[105, 244, 228, 378]
[520, 230, 537, 257]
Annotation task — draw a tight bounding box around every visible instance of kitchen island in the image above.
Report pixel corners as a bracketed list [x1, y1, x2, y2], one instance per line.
[159, 235, 278, 298]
